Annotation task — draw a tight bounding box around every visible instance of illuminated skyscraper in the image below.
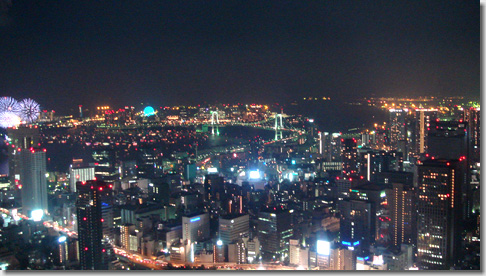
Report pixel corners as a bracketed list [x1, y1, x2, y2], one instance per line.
[19, 148, 47, 217]
[257, 206, 293, 259]
[411, 109, 438, 157]
[329, 245, 356, 270]
[389, 183, 416, 247]
[464, 107, 480, 163]
[339, 199, 372, 249]
[388, 109, 407, 150]
[69, 166, 95, 193]
[76, 180, 113, 270]
[349, 183, 388, 246]
[427, 120, 472, 218]
[427, 120, 468, 160]
[7, 126, 40, 188]
[182, 212, 210, 243]
[416, 159, 465, 270]
[219, 214, 249, 244]
[341, 138, 358, 175]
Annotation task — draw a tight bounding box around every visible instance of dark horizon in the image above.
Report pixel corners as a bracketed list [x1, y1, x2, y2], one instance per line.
[0, 1, 480, 115]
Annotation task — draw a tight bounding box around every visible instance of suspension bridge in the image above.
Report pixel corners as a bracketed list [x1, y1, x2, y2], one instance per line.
[201, 112, 305, 141]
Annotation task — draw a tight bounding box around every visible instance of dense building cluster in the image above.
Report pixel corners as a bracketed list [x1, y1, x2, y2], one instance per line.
[0, 98, 480, 270]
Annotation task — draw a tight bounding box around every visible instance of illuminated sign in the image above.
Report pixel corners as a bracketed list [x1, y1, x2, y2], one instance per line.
[373, 255, 384, 265]
[316, 240, 330, 255]
[207, 167, 218, 173]
[353, 241, 360, 246]
[190, 217, 200, 223]
[216, 240, 223, 246]
[342, 241, 351, 246]
[58, 236, 67, 243]
[380, 191, 386, 198]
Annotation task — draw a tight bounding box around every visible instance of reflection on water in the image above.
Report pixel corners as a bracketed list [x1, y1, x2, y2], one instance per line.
[0, 102, 384, 174]
[284, 100, 387, 133]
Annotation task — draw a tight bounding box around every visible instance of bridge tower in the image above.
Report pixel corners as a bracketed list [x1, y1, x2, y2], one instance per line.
[211, 111, 220, 135]
[274, 113, 283, 140]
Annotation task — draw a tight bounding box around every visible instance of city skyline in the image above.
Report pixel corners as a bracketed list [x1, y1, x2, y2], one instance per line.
[0, 0, 480, 271]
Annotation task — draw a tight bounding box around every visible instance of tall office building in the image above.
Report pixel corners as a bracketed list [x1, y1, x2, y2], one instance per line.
[427, 120, 472, 218]
[318, 131, 331, 159]
[182, 212, 210, 243]
[388, 109, 407, 151]
[101, 193, 115, 242]
[137, 148, 159, 178]
[181, 212, 210, 263]
[69, 166, 95, 193]
[329, 133, 342, 162]
[341, 138, 358, 175]
[20, 148, 47, 217]
[227, 240, 246, 264]
[257, 207, 293, 258]
[204, 174, 225, 202]
[7, 126, 40, 187]
[120, 223, 135, 249]
[218, 214, 249, 244]
[416, 159, 465, 270]
[389, 183, 416, 248]
[339, 199, 372, 249]
[427, 120, 468, 160]
[76, 180, 113, 270]
[148, 179, 170, 205]
[413, 109, 438, 156]
[464, 107, 480, 163]
[349, 183, 387, 245]
[329, 245, 356, 270]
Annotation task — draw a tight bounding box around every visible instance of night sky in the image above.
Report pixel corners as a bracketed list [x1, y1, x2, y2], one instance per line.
[0, 1, 479, 115]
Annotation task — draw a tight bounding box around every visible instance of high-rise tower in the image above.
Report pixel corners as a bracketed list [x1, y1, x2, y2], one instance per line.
[416, 159, 465, 270]
[76, 180, 113, 270]
[19, 148, 47, 217]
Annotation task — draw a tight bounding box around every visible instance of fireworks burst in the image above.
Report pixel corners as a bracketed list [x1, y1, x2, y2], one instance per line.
[0, 96, 41, 128]
[0, 111, 21, 128]
[0, 96, 20, 114]
[18, 98, 40, 123]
